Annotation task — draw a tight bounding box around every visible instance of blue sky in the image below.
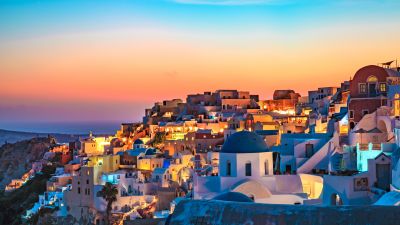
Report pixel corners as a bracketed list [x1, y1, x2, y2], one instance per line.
[2, 0, 399, 40]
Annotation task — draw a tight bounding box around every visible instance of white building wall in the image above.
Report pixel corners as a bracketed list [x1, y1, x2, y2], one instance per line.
[219, 153, 237, 177]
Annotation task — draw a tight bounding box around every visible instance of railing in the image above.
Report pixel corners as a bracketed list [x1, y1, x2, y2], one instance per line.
[357, 143, 382, 151]
[372, 143, 381, 150]
[358, 144, 369, 150]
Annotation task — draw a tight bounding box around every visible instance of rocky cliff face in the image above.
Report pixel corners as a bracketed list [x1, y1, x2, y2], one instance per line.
[0, 137, 56, 189]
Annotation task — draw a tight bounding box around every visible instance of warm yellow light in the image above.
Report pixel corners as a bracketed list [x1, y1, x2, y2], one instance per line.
[273, 109, 295, 115]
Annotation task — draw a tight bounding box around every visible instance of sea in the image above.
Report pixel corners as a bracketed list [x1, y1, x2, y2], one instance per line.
[0, 121, 123, 135]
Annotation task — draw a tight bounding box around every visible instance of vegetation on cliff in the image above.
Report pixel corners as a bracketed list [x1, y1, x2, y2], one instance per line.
[0, 164, 56, 225]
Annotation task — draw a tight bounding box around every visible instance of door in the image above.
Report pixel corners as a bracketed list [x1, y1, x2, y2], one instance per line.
[306, 144, 314, 158]
[285, 165, 292, 174]
[369, 83, 377, 97]
[376, 164, 391, 191]
[245, 163, 252, 176]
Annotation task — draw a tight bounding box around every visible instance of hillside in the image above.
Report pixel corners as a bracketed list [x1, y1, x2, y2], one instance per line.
[0, 129, 82, 145]
[0, 137, 56, 189]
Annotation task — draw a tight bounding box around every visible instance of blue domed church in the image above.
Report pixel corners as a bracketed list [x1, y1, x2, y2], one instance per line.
[194, 131, 322, 204]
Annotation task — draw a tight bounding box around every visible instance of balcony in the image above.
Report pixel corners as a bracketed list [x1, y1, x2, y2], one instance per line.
[357, 143, 381, 151]
[372, 143, 381, 150]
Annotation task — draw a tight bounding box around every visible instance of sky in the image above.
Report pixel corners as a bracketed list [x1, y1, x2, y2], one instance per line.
[1, 0, 400, 127]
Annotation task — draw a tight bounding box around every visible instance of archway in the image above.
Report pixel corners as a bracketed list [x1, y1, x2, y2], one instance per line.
[349, 122, 355, 130]
[330, 193, 343, 206]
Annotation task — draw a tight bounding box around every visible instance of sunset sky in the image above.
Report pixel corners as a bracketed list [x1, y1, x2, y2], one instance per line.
[1, 0, 400, 126]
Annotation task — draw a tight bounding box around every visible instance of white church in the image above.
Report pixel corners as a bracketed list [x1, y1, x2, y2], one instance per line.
[193, 131, 323, 204]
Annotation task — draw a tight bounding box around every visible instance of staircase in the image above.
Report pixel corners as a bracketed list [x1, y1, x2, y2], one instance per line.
[297, 138, 334, 174]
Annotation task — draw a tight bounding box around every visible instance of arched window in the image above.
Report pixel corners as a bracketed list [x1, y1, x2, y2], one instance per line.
[226, 160, 231, 176]
[367, 75, 378, 83]
[395, 93, 400, 116]
[245, 161, 252, 176]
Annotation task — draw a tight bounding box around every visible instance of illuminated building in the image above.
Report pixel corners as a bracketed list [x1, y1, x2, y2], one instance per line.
[308, 87, 339, 115]
[144, 99, 185, 125]
[348, 65, 400, 130]
[80, 132, 113, 156]
[259, 90, 300, 113]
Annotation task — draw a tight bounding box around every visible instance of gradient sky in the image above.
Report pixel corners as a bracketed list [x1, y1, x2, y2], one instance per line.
[1, 0, 400, 125]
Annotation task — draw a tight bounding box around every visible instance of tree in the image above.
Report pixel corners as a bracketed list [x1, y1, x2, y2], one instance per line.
[152, 132, 166, 147]
[99, 182, 118, 225]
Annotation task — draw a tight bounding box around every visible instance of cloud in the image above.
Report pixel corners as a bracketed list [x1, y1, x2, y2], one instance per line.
[171, 0, 282, 5]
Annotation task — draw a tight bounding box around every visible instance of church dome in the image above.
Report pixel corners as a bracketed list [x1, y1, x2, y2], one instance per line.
[221, 131, 268, 153]
[134, 139, 144, 145]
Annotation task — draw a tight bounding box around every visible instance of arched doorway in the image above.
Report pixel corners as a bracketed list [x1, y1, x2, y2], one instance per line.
[349, 122, 355, 130]
[330, 193, 343, 206]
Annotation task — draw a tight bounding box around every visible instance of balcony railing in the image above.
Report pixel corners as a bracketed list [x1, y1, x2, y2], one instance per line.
[357, 143, 382, 151]
[372, 143, 381, 150]
[358, 144, 368, 150]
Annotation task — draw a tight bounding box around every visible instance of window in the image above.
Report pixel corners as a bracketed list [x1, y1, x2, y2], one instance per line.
[395, 93, 400, 116]
[349, 110, 354, 119]
[362, 110, 369, 116]
[78, 187, 81, 194]
[264, 160, 269, 175]
[86, 179, 89, 184]
[305, 144, 314, 158]
[245, 162, 252, 176]
[359, 83, 367, 94]
[379, 83, 387, 92]
[226, 161, 231, 176]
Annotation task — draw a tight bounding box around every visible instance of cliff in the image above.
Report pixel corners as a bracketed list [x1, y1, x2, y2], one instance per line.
[0, 137, 56, 189]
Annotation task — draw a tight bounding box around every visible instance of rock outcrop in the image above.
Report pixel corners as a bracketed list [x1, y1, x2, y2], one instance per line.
[0, 137, 56, 189]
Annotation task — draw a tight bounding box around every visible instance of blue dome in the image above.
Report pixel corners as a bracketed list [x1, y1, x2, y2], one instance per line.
[213, 192, 254, 202]
[145, 148, 156, 156]
[134, 139, 144, 145]
[221, 131, 268, 153]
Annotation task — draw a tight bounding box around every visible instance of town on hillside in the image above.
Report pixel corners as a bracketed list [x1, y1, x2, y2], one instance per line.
[5, 63, 400, 224]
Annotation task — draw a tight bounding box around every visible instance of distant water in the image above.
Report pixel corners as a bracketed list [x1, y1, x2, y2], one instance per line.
[0, 121, 123, 134]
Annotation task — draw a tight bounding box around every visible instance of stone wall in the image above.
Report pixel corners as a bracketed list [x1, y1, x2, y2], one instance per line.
[168, 199, 400, 225]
